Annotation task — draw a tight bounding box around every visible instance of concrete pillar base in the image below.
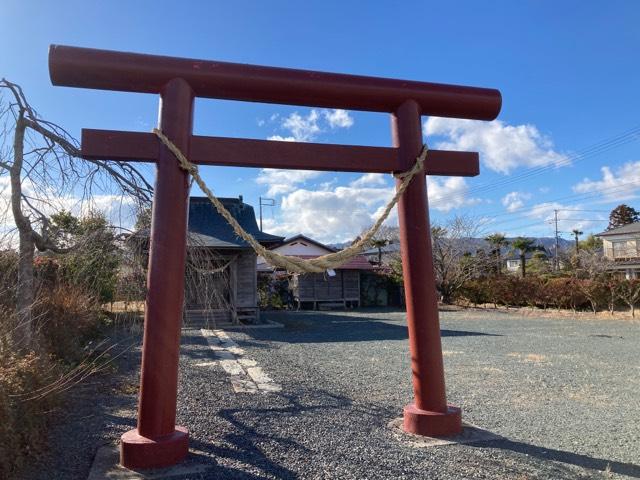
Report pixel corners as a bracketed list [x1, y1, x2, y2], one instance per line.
[120, 426, 189, 470]
[403, 404, 462, 437]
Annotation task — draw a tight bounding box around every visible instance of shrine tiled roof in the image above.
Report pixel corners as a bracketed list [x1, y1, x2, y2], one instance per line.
[187, 196, 284, 249]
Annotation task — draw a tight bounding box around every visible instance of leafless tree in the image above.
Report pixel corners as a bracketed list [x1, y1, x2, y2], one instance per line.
[0, 79, 152, 347]
[431, 215, 488, 304]
[572, 248, 613, 280]
[615, 279, 640, 318]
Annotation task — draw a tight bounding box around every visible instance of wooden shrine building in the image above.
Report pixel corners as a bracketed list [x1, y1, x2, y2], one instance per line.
[257, 234, 373, 309]
[185, 196, 283, 324]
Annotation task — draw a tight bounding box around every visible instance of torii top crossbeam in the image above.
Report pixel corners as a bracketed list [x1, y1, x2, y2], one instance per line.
[49, 45, 500, 118]
[48, 44, 501, 471]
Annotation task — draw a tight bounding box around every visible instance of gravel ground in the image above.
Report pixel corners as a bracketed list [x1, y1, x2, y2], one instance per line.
[25, 309, 640, 479]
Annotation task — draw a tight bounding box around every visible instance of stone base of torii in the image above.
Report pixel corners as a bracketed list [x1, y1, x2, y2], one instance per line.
[48, 45, 501, 469]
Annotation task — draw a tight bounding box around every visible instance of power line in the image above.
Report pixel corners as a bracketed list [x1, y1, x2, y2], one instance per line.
[458, 177, 640, 221]
[427, 124, 640, 207]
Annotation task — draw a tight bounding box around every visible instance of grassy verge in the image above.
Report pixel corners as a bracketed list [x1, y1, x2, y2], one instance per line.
[0, 285, 119, 479]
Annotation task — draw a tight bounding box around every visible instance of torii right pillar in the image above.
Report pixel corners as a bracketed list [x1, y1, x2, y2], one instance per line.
[393, 99, 462, 436]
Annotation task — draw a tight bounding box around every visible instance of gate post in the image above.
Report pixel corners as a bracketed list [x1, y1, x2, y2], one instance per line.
[392, 100, 462, 436]
[120, 78, 194, 468]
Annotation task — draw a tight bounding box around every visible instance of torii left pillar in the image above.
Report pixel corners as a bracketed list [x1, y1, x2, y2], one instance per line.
[119, 79, 194, 467]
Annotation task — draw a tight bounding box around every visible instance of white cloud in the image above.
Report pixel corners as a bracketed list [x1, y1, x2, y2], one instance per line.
[522, 202, 605, 236]
[427, 176, 482, 212]
[261, 175, 480, 243]
[424, 118, 568, 175]
[261, 185, 394, 243]
[260, 108, 357, 199]
[255, 169, 323, 197]
[0, 174, 137, 248]
[501, 191, 532, 212]
[323, 109, 354, 129]
[349, 173, 387, 188]
[573, 161, 640, 202]
[267, 108, 354, 143]
[281, 110, 321, 142]
[267, 135, 296, 142]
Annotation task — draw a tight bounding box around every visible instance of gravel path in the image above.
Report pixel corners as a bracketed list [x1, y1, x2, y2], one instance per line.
[25, 309, 640, 479]
[173, 309, 639, 479]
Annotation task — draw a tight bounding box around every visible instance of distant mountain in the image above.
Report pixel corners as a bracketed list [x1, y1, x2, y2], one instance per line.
[461, 236, 573, 254]
[332, 236, 574, 253]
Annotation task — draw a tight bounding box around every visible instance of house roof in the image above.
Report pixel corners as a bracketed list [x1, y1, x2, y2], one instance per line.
[282, 234, 338, 252]
[257, 233, 373, 272]
[596, 222, 640, 237]
[188, 196, 284, 249]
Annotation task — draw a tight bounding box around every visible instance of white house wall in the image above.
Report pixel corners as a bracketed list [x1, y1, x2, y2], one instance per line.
[257, 239, 332, 268]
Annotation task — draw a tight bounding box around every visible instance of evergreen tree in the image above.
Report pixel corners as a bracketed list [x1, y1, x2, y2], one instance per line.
[608, 204, 639, 230]
[578, 234, 603, 252]
[485, 233, 509, 275]
[511, 237, 536, 277]
[49, 211, 120, 303]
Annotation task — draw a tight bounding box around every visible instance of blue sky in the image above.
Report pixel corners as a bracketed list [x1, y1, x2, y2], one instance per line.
[2, 1, 640, 243]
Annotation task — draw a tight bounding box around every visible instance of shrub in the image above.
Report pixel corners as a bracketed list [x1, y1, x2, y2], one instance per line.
[458, 278, 489, 306]
[0, 348, 59, 479]
[257, 274, 288, 310]
[0, 251, 18, 307]
[615, 279, 640, 317]
[575, 279, 609, 313]
[33, 284, 104, 363]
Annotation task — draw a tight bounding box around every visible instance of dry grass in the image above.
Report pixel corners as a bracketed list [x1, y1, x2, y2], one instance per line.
[449, 302, 640, 322]
[0, 284, 109, 479]
[507, 352, 550, 364]
[524, 353, 548, 363]
[442, 350, 464, 356]
[567, 385, 612, 407]
[103, 300, 145, 313]
[0, 351, 59, 478]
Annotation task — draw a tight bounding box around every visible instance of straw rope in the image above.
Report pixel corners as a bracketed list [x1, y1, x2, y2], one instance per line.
[153, 128, 427, 273]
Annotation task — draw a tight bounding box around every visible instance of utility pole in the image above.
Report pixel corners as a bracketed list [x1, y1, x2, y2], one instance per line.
[259, 197, 275, 231]
[554, 209, 560, 271]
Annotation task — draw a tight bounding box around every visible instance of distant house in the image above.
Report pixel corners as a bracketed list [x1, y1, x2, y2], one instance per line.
[185, 196, 283, 324]
[504, 246, 551, 273]
[596, 222, 640, 279]
[257, 234, 373, 309]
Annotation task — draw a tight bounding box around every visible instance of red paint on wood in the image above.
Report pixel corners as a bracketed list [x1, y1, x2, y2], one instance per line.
[393, 100, 462, 436]
[49, 45, 501, 119]
[81, 129, 479, 176]
[120, 78, 193, 468]
[48, 43, 502, 469]
[120, 427, 188, 470]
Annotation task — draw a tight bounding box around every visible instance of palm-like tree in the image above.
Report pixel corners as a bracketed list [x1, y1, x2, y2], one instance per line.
[485, 233, 509, 275]
[370, 238, 389, 266]
[572, 229, 583, 255]
[511, 237, 536, 277]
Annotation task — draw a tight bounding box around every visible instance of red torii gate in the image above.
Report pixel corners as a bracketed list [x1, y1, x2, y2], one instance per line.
[48, 45, 501, 469]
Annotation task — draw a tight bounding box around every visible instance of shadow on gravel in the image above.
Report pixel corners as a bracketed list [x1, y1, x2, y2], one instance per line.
[239, 313, 501, 344]
[480, 439, 640, 478]
[188, 389, 382, 479]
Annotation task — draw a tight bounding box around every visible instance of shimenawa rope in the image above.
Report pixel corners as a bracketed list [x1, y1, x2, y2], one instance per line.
[153, 128, 427, 274]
